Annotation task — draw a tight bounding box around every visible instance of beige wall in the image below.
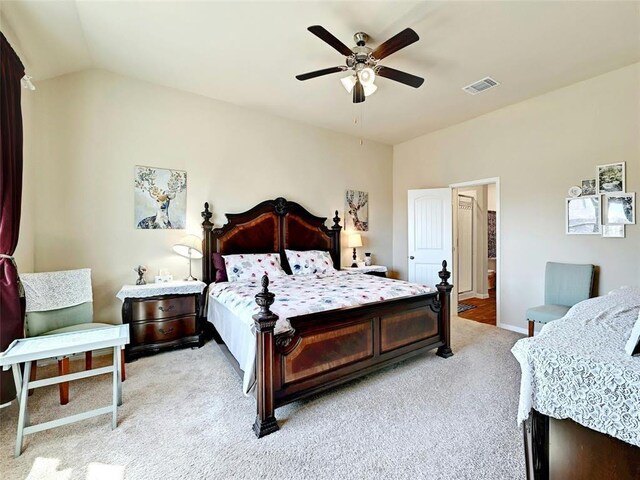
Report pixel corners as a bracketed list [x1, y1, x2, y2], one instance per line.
[14, 92, 35, 273]
[394, 63, 640, 332]
[29, 69, 393, 323]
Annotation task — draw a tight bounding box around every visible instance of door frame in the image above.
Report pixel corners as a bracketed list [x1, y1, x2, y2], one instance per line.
[450, 177, 501, 329]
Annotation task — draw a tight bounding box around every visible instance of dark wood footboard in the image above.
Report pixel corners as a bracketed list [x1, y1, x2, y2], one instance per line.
[524, 409, 640, 480]
[252, 261, 453, 437]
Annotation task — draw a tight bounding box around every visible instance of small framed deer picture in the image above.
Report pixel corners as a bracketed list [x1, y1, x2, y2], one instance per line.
[345, 190, 369, 231]
[134, 166, 187, 229]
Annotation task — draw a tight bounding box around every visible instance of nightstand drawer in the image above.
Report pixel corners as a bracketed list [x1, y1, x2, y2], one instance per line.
[131, 316, 197, 345]
[131, 296, 196, 321]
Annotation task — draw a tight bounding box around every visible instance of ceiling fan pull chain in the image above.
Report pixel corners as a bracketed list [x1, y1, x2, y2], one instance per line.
[359, 103, 365, 146]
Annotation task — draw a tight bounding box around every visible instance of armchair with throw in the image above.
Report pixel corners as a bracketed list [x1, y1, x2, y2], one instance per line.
[21, 268, 125, 404]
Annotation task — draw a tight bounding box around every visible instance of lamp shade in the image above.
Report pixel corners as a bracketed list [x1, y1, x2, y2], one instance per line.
[363, 83, 377, 97]
[358, 67, 375, 86]
[347, 233, 363, 248]
[341, 75, 356, 93]
[172, 234, 203, 259]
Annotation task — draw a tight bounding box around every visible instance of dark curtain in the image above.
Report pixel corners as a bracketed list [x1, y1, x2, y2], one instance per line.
[0, 32, 26, 404]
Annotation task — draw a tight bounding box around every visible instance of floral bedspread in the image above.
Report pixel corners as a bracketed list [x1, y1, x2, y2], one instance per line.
[511, 287, 640, 447]
[210, 272, 434, 335]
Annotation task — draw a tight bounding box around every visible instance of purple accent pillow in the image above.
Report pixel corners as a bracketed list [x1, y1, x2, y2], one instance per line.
[212, 253, 228, 283]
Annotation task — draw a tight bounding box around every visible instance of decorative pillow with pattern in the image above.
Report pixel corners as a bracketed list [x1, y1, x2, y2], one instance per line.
[223, 253, 286, 282]
[285, 249, 336, 276]
[625, 311, 640, 356]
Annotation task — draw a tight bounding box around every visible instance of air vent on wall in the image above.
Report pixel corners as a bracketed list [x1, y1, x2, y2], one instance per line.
[462, 77, 500, 95]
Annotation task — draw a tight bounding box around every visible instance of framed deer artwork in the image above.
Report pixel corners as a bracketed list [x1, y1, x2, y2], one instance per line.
[345, 190, 369, 231]
[134, 166, 187, 229]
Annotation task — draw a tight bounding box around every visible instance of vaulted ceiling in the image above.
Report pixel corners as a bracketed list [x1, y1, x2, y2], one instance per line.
[2, 1, 639, 144]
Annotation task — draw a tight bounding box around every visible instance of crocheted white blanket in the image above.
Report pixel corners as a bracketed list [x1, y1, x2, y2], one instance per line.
[512, 287, 640, 447]
[21, 269, 93, 312]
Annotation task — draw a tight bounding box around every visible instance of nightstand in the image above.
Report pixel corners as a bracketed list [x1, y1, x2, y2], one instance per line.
[116, 281, 206, 362]
[342, 265, 388, 278]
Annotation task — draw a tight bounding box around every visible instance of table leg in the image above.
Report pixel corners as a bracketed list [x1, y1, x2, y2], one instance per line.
[116, 347, 123, 407]
[15, 361, 32, 457]
[112, 347, 118, 429]
[11, 364, 22, 402]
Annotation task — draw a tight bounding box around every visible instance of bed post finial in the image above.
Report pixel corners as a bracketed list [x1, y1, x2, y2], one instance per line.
[252, 275, 279, 438]
[438, 260, 451, 286]
[201, 203, 214, 284]
[201, 202, 213, 230]
[332, 210, 341, 230]
[436, 260, 454, 359]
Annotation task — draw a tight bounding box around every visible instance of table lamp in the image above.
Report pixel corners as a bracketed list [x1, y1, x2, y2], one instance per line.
[347, 233, 363, 268]
[172, 234, 203, 281]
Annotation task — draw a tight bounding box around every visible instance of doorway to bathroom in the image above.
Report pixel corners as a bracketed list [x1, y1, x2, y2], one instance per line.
[451, 178, 499, 327]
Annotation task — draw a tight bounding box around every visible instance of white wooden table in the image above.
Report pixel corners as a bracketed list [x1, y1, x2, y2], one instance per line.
[0, 325, 129, 457]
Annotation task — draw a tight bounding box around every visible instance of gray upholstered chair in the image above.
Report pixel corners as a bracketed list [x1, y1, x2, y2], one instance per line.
[526, 262, 595, 337]
[21, 269, 125, 404]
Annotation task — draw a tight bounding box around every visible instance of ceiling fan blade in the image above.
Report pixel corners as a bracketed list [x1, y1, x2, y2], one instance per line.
[308, 25, 353, 57]
[376, 66, 424, 88]
[296, 66, 345, 81]
[372, 28, 419, 60]
[353, 78, 365, 103]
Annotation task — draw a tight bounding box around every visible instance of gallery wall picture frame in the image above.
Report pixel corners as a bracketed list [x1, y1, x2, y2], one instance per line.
[597, 162, 625, 194]
[602, 225, 625, 238]
[565, 196, 601, 235]
[603, 192, 635, 225]
[581, 179, 596, 196]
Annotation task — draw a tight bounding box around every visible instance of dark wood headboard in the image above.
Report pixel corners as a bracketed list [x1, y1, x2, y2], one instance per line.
[201, 198, 342, 284]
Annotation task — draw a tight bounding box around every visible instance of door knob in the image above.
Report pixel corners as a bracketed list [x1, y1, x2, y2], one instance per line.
[409, 256, 415, 260]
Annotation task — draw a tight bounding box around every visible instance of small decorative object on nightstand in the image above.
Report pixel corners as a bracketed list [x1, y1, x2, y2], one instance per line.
[116, 281, 206, 362]
[364, 252, 372, 266]
[172, 234, 203, 281]
[347, 233, 363, 267]
[342, 265, 388, 278]
[134, 265, 147, 285]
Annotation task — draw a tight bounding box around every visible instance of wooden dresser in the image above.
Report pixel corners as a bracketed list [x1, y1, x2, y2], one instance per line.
[121, 291, 203, 362]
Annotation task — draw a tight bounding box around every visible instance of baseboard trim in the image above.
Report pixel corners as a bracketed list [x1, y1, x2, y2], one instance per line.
[498, 323, 528, 335]
[458, 291, 476, 301]
[476, 293, 490, 300]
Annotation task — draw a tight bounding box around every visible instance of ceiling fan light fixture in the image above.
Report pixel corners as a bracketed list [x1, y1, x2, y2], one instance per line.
[363, 83, 377, 97]
[358, 67, 376, 86]
[340, 75, 356, 94]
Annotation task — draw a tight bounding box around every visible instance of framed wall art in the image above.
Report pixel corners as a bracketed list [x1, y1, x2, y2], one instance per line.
[581, 179, 596, 196]
[565, 196, 601, 235]
[602, 225, 625, 238]
[345, 190, 369, 231]
[134, 166, 187, 229]
[597, 162, 625, 194]
[603, 192, 635, 225]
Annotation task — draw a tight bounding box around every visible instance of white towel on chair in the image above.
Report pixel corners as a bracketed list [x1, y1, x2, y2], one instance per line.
[21, 269, 93, 312]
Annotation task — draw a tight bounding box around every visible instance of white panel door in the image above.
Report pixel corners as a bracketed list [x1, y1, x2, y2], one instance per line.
[408, 188, 453, 287]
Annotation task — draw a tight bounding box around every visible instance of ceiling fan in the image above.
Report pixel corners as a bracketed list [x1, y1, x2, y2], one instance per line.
[296, 25, 424, 103]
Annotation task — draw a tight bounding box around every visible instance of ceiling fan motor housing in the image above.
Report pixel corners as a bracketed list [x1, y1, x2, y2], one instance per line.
[353, 32, 368, 46]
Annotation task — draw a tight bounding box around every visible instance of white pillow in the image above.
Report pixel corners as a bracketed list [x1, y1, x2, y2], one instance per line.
[285, 249, 336, 275]
[223, 253, 286, 282]
[625, 311, 640, 356]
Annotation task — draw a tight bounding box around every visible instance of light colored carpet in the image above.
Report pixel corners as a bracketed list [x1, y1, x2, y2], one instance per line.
[1, 317, 525, 480]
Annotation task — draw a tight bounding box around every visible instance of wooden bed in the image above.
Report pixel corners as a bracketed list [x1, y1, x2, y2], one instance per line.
[201, 197, 453, 438]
